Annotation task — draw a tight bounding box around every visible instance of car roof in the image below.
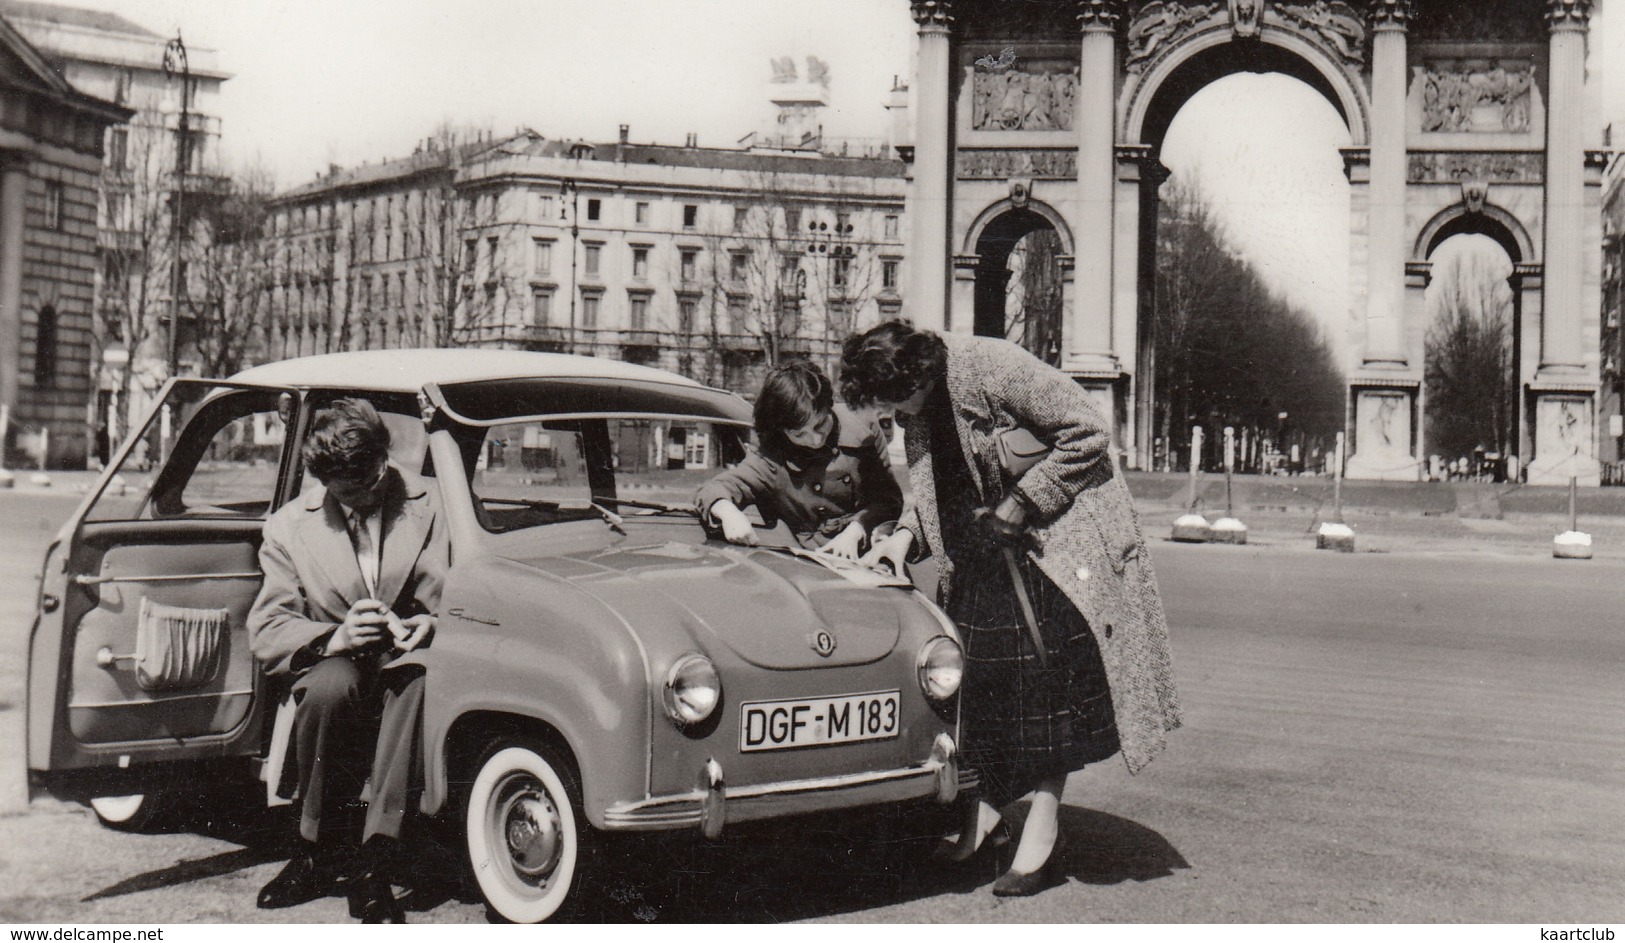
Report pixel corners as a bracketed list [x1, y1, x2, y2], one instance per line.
[230, 348, 710, 393]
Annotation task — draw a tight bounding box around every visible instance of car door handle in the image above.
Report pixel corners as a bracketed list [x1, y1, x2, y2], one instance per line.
[448, 607, 500, 626]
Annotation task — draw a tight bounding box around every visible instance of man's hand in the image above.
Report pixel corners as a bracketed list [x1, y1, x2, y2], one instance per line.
[710, 499, 759, 547]
[324, 599, 390, 655]
[817, 521, 866, 560]
[395, 614, 435, 653]
[860, 528, 914, 575]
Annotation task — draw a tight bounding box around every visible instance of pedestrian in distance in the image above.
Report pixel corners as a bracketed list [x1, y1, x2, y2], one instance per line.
[249, 397, 450, 923]
[696, 359, 902, 558]
[841, 320, 1180, 897]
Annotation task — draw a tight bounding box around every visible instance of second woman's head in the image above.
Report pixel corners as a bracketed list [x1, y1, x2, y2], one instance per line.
[838, 320, 947, 416]
[755, 360, 836, 455]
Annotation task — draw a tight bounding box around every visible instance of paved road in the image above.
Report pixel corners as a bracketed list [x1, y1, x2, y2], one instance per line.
[0, 489, 1621, 923]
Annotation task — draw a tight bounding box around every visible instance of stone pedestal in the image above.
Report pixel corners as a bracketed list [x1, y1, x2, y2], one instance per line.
[1345, 386, 1420, 481]
[1525, 390, 1601, 486]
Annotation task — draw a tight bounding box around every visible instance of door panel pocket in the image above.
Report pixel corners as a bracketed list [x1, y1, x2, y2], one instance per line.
[135, 598, 229, 691]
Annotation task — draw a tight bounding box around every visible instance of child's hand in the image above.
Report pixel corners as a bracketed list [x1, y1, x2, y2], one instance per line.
[817, 521, 865, 560]
[711, 499, 759, 547]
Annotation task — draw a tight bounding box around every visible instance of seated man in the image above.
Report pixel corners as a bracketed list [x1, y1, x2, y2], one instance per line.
[248, 398, 448, 923]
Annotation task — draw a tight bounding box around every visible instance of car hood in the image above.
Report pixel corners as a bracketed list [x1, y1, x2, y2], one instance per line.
[512, 540, 907, 669]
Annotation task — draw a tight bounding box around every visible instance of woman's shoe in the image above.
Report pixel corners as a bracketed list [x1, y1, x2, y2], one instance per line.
[991, 835, 1066, 897]
[931, 819, 1010, 864]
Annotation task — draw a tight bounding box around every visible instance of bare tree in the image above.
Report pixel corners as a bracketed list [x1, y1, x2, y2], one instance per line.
[185, 165, 275, 378]
[1003, 228, 1065, 366]
[1424, 236, 1515, 462]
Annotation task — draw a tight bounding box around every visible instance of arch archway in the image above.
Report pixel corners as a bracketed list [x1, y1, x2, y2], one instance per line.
[964, 199, 1071, 364]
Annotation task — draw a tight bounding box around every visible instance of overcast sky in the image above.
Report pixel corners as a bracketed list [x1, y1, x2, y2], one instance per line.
[38, 0, 1625, 357]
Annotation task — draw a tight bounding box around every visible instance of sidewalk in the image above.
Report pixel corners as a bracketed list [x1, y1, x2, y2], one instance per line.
[1127, 470, 1625, 559]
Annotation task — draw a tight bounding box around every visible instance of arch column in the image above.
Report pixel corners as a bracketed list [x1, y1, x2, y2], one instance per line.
[907, 0, 953, 333]
[1066, 0, 1120, 374]
[1525, 0, 1599, 485]
[1346, 0, 1419, 480]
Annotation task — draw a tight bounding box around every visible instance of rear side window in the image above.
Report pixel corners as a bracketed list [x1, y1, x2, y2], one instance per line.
[84, 384, 290, 523]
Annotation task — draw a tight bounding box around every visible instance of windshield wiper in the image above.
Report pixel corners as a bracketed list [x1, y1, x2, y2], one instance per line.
[589, 501, 626, 534]
[595, 496, 698, 517]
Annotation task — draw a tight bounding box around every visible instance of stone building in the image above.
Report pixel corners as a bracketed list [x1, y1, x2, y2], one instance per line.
[0, 11, 129, 467]
[1601, 150, 1624, 474]
[1, 0, 229, 458]
[260, 128, 908, 392]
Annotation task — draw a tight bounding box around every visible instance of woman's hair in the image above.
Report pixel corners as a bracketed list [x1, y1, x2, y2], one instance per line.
[754, 359, 834, 455]
[838, 319, 947, 407]
[303, 397, 392, 482]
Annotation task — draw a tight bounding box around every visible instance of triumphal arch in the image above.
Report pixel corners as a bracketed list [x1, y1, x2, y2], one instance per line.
[901, 0, 1607, 482]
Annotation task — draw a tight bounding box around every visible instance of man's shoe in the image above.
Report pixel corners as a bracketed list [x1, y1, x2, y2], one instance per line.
[348, 872, 405, 924]
[256, 851, 326, 910]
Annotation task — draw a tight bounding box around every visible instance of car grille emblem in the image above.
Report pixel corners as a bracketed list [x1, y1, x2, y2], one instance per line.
[809, 630, 837, 657]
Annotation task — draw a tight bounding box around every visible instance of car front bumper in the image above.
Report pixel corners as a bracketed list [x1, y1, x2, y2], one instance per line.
[602, 733, 970, 837]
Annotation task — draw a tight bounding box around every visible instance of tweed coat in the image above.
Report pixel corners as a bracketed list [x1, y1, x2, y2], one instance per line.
[249, 465, 449, 677]
[894, 333, 1181, 774]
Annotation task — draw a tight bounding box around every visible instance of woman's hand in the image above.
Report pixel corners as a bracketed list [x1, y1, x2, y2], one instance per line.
[817, 521, 866, 560]
[860, 528, 914, 575]
[710, 499, 759, 547]
[983, 493, 1028, 544]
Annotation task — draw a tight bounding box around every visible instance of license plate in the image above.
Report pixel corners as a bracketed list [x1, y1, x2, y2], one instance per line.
[739, 690, 901, 752]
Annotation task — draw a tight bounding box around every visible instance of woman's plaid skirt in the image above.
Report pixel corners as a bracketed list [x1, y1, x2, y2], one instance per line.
[949, 549, 1121, 809]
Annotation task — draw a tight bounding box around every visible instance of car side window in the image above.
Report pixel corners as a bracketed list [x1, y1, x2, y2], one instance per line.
[84, 385, 290, 523]
[471, 421, 600, 532]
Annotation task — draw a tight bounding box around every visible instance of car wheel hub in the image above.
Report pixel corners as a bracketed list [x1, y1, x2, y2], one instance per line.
[498, 780, 562, 882]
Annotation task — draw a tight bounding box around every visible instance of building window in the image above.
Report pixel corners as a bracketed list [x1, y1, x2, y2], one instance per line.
[680, 249, 697, 282]
[107, 128, 128, 170]
[486, 236, 500, 280]
[836, 211, 852, 234]
[682, 204, 698, 229]
[463, 239, 477, 275]
[587, 198, 601, 221]
[632, 247, 649, 278]
[679, 299, 697, 334]
[584, 244, 601, 277]
[533, 289, 553, 326]
[534, 238, 553, 276]
[733, 206, 747, 232]
[537, 193, 554, 219]
[882, 258, 899, 289]
[582, 293, 600, 328]
[43, 182, 63, 231]
[635, 201, 649, 225]
[884, 214, 899, 240]
[34, 305, 57, 385]
[784, 206, 802, 234]
[730, 252, 748, 284]
[629, 294, 649, 329]
[832, 257, 851, 289]
[727, 299, 747, 334]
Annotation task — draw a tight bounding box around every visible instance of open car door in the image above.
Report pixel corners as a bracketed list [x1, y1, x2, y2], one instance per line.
[28, 380, 300, 801]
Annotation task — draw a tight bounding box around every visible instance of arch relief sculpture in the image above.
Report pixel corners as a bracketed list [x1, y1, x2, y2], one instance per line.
[971, 66, 1079, 131]
[1420, 63, 1534, 133]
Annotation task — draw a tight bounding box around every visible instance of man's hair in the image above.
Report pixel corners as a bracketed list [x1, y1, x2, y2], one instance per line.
[838, 319, 947, 408]
[302, 397, 391, 482]
[754, 359, 834, 456]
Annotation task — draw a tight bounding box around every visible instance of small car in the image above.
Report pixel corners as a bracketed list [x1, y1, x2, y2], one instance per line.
[27, 349, 967, 922]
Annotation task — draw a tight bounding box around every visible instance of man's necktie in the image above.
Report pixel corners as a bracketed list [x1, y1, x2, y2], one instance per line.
[348, 509, 379, 599]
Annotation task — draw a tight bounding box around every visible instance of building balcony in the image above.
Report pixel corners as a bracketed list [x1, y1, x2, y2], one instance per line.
[620, 328, 661, 346]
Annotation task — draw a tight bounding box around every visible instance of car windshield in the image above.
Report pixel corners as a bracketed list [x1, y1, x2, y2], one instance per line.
[468, 416, 748, 533]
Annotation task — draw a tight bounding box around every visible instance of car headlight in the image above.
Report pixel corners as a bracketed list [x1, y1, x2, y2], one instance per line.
[663, 653, 721, 726]
[917, 636, 963, 701]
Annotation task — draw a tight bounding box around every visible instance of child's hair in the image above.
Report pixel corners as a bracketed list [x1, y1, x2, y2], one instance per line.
[754, 360, 834, 456]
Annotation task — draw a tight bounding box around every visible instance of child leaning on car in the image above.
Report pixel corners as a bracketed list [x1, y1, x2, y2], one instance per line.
[696, 360, 902, 558]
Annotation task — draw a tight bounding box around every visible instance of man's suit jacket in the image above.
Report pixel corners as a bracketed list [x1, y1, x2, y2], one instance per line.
[894, 332, 1180, 774]
[249, 466, 449, 677]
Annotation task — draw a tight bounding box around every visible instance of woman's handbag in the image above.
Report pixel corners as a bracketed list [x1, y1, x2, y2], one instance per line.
[994, 426, 1051, 480]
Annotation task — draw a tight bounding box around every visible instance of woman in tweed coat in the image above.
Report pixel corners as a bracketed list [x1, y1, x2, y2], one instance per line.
[841, 321, 1180, 896]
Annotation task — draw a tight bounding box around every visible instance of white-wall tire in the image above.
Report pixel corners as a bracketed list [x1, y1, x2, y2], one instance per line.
[464, 742, 585, 923]
[88, 793, 166, 832]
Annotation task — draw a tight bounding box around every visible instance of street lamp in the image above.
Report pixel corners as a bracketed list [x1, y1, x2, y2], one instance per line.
[161, 32, 190, 379]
